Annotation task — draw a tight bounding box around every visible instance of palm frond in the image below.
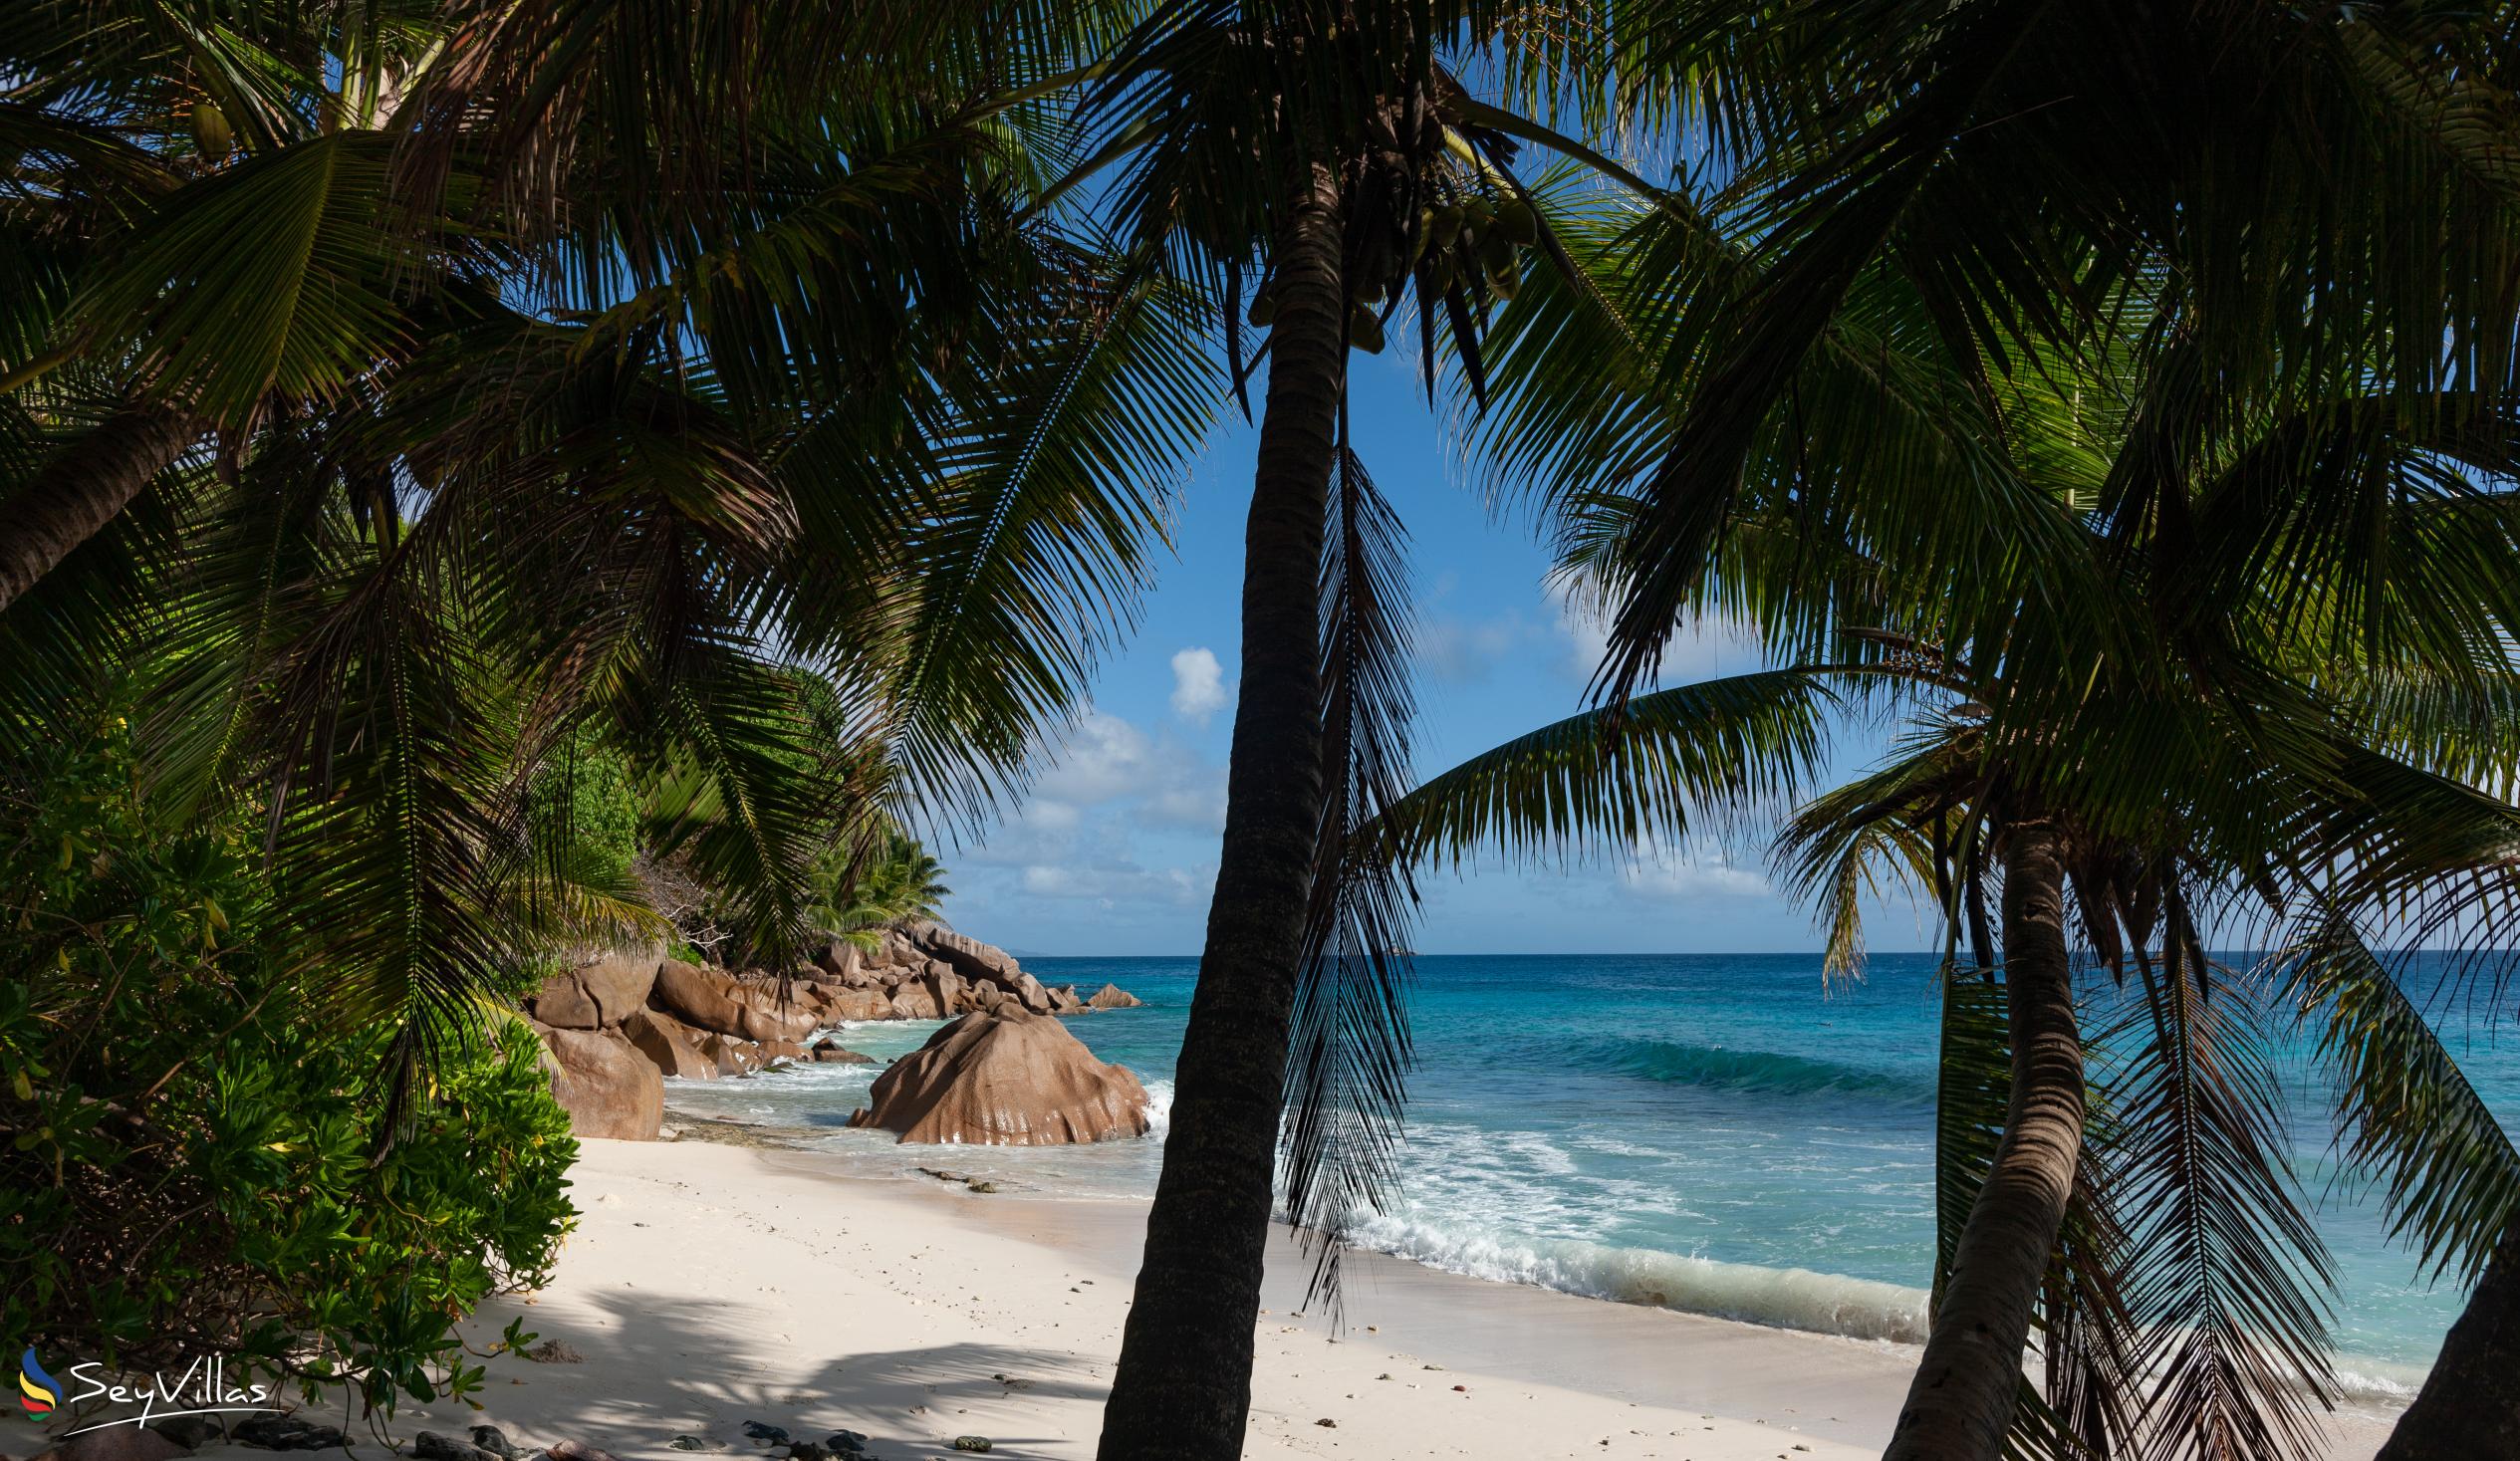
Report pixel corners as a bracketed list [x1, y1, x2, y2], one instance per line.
[2285, 911, 2520, 1287]
[2101, 938, 2336, 1461]
[1284, 443, 1418, 1320]
[1376, 668, 1836, 872]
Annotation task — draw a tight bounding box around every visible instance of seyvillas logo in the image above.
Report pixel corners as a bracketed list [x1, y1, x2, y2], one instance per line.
[13, 1349, 280, 1434]
[18, 1348, 61, 1415]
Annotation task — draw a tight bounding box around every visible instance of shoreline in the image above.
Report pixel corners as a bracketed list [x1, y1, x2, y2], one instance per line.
[677, 1105, 2424, 1428]
[303, 1125, 2394, 1461]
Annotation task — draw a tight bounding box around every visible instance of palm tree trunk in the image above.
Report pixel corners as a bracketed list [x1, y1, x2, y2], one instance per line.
[0, 402, 204, 614]
[2376, 1223, 2520, 1458]
[1096, 164, 1346, 1461]
[1886, 820, 2084, 1461]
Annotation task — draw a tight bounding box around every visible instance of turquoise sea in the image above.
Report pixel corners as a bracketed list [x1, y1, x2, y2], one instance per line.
[660, 951, 2520, 1402]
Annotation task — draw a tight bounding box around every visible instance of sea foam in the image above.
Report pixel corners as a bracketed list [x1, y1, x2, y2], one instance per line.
[1341, 1206, 1930, 1343]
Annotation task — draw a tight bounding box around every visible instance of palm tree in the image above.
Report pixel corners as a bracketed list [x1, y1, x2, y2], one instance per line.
[0, 1, 1208, 1079]
[815, 832, 955, 950]
[1382, 189, 2520, 1457]
[1001, 10, 1747, 1453]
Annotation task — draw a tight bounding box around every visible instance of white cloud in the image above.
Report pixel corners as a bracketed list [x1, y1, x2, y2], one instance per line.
[1169, 646, 1229, 724]
[1020, 860, 1208, 909]
[1620, 835, 1770, 902]
[1032, 711, 1227, 831]
[1038, 712, 1159, 804]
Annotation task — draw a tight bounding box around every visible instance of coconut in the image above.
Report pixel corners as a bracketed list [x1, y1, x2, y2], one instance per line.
[189, 101, 232, 160]
[1348, 305, 1386, 355]
[1478, 230, 1518, 275]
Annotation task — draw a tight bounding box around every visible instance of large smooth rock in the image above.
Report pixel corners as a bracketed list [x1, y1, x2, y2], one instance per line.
[901, 919, 1024, 984]
[812, 940, 866, 981]
[536, 1025, 663, 1139]
[825, 987, 895, 1023]
[522, 951, 662, 1030]
[846, 1008, 1150, 1145]
[622, 1007, 715, 1081]
[650, 960, 818, 1043]
[1085, 982, 1144, 1010]
[811, 1039, 874, 1064]
[694, 1032, 759, 1077]
[1006, 970, 1054, 1015]
[889, 985, 942, 1020]
[576, 951, 662, 1024]
[525, 970, 602, 1029]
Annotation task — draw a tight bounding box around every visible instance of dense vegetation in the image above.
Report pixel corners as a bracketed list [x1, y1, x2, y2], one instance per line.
[0, 716, 574, 1416]
[5, 3, 2519, 1460]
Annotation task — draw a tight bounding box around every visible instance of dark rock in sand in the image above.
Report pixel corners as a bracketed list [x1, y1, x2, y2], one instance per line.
[39, 1427, 193, 1461]
[415, 1431, 498, 1461]
[147, 1410, 224, 1450]
[233, 1415, 349, 1451]
[845, 1007, 1150, 1145]
[146, 1415, 224, 1449]
[469, 1426, 523, 1460]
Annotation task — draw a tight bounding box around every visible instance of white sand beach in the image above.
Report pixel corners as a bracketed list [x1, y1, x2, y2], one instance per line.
[171, 1134, 2394, 1461]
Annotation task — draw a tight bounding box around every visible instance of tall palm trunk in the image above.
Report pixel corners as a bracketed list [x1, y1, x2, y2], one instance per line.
[1096, 163, 1346, 1461]
[2376, 1223, 2520, 1457]
[1887, 820, 2084, 1461]
[0, 401, 204, 614]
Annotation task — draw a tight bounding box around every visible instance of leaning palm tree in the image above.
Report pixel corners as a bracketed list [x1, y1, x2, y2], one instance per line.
[1385, 191, 2520, 1457]
[0, 0, 1211, 1076]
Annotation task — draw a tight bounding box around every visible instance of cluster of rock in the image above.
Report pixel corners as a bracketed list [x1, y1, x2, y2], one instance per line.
[806, 919, 1140, 1020]
[518, 921, 1143, 1143]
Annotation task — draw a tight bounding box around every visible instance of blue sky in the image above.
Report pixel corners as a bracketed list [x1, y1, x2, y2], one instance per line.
[942, 343, 1921, 956]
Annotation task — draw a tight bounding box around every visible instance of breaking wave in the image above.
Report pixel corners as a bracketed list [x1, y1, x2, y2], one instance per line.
[1582, 1038, 1931, 1107]
[1342, 1206, 1929, 1343]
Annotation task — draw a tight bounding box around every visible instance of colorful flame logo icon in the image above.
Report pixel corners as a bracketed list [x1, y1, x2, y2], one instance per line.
[18, 1347, 61, 1414]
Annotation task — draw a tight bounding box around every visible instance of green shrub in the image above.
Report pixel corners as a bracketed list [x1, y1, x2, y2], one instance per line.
[0, 717, 577, 1417]
[530, 733, 641, 885]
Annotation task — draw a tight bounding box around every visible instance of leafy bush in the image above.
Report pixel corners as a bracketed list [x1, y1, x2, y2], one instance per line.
[530, 733, 642, 885]
[0, 717, 577, 1417]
